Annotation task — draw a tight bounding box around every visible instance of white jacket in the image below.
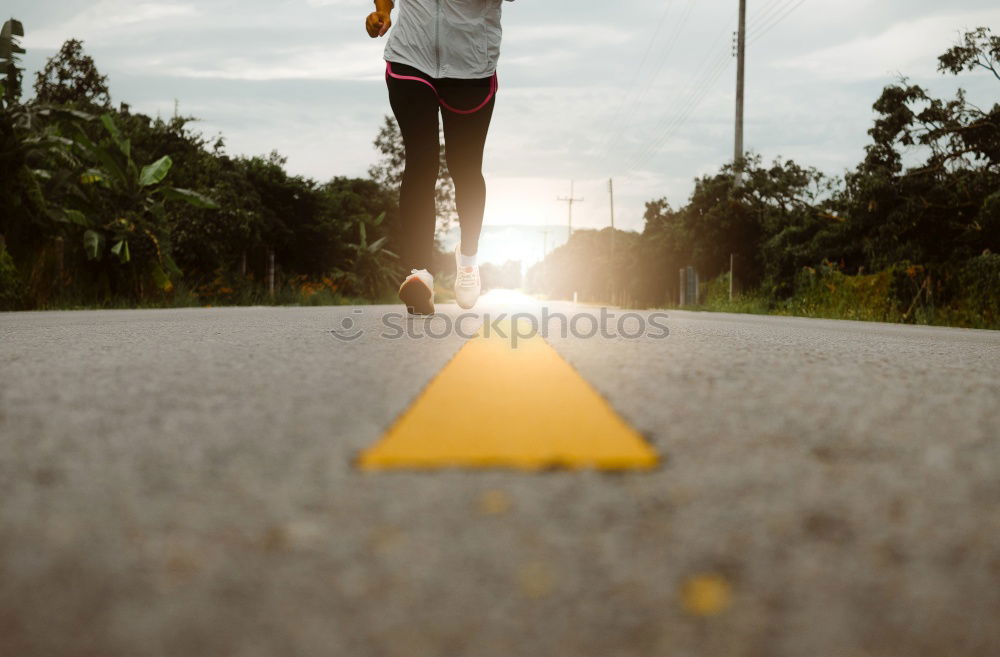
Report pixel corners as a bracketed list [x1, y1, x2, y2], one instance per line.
[383, 0, 513, 79]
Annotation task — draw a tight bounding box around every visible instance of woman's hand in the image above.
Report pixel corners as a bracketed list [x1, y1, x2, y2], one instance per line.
[365, 6, 392, 38]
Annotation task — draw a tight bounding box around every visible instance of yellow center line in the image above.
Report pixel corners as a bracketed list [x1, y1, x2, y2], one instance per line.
[358, 318, 659, 471]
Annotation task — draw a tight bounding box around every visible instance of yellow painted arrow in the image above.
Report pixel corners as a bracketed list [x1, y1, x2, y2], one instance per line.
[358, 319, 659, 470]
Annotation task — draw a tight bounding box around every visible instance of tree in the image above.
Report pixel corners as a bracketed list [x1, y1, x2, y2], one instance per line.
[937, 26, 1000, 81]
[368, 114, 456, 236]
[368, 115, 405, 189]
[69, 113, 218, 295]
[634, 198, 680, 305]
[1, 18, 25, 104]
[340, 211, 399, 298]
[2, 18, 95, 303]
[34, 39, 111, 108]
[843, 26, 1000, 270]
[527, 227, 640, 302]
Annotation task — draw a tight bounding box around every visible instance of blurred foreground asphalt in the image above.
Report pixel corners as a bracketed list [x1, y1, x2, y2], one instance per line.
[1, 293, 999, 657]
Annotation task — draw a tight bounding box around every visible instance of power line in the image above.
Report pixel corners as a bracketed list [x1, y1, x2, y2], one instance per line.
[619, 0, 810, 177]
[620, 64, 728, 175]
[617, 27, 735, 175]
[600, 0, 811, 234]
[602, 0, 699, 168]
[556, 180, 584, 238]
[749, 0, 808, 41]
[596, 0, 677, 159]
[617, 0, 698, 118]
[619, 49, 731, 175]
[625, 51, 733, 175]
[746, 0, 787, 32]
[616, 35, 730, 173]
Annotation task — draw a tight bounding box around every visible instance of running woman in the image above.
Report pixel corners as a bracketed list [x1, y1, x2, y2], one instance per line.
[365, 0, 513, 314]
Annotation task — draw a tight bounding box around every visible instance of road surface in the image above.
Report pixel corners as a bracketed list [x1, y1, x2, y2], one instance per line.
[2, 293, 998, 656]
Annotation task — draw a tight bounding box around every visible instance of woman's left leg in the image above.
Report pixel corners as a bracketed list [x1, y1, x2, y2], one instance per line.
[440, 95, 495, 258]
[386, 64, 442, 274]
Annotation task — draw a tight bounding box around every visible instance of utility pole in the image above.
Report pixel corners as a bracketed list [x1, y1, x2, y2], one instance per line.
[733, 0, 747, 188]
[608, 178, 616, 305]
[729, 252, 734, 302]
[541, 229, 548, 291]
[268, 249, 275, 298]
[557, 180, 583, 240]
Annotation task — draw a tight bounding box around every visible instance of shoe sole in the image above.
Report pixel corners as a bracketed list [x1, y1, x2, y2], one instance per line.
[399, 277, 434, 315]
[455, 292, 478, 310]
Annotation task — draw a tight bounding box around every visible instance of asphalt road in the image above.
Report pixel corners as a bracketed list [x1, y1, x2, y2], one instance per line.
[1, 294, 998, 657]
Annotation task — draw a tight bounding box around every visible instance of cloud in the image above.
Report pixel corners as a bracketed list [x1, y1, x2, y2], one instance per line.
[778, 9, 1000, 80]
[11, 0, 1000, 235]
[159, 42, 386, 81]
[504, 23, 630, 46]
[26, 1, 199, 49]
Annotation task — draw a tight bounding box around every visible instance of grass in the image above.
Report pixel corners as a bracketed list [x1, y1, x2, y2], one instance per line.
[10, 256, 998, 331]
[677, 268, 1000, 330]
[16, 281, 392, 311]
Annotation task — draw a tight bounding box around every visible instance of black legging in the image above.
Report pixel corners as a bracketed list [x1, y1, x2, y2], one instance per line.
[386, 61, 496, 272]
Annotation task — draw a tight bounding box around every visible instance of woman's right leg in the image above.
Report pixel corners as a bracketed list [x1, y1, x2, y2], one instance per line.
[386, 65, 441, 273]
[441, 100, 494, 261]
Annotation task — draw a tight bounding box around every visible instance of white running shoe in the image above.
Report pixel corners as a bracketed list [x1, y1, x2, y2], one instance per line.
[454, 245, 481, 310]
[398, 268, 435, 315]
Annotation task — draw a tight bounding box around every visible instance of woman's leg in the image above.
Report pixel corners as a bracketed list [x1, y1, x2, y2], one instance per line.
[386, 66, 441, 272]
[440, 94, 496, 258]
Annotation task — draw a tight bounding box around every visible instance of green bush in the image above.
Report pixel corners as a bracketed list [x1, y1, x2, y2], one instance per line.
[697, 272, 772, 314]
[943, 253, 1000, 328]
[779, 261, 899, 322]
[0, 238, 26, 310]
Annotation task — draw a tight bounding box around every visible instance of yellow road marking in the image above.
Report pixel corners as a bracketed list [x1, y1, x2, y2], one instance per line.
[358, 319, 659, 470]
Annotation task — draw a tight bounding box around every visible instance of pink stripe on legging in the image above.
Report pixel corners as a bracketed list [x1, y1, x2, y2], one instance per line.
[385, 62, 497, 115]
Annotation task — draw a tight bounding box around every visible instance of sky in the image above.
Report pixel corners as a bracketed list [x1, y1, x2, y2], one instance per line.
[7, 0, 1000, 259]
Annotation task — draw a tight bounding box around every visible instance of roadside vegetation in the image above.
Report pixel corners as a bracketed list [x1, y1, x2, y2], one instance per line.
[527, 27, 1000, 329]
[1, 19, 997, 328]
[1, 21, 414, 310]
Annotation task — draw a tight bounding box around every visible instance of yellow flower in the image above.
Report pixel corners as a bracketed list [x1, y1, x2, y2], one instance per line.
[680, 574, 732, 616]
